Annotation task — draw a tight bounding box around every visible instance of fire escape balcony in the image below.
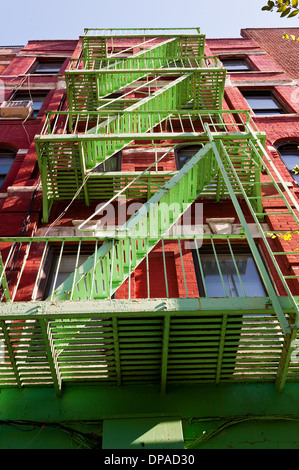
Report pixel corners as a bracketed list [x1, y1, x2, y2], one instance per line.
[0, 231, 299, 395]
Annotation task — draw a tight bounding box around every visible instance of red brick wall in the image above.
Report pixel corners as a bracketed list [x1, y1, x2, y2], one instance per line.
[0, 39, 78, 254]
[242, 28, 299, 79]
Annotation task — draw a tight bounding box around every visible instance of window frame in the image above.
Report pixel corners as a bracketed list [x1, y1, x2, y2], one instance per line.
[31, 58, 66, 75]
[0, 148, 16, 190]
[94, 151, 122, 172]
[36, 244, 97, 300]
[276, 142, 299, 184]
[192, 244, 268, 298]
[174, 144, 204, 170]
[240, 89, 288, 115]
[221, 57, 254, 72]
[9, 90, 49, 118]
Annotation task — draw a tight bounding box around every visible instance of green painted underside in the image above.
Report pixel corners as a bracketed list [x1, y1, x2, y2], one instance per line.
[1, 382, 299, 448]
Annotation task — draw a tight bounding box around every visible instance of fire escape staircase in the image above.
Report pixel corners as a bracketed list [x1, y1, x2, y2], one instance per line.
[49, 143, 217, 301]
[1, 29, 299, 394]
[35, 32, 225, 223]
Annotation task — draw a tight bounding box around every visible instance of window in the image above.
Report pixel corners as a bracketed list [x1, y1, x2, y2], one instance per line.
[32, 59, 65, 74]
[94, 151, 122, 172]
[241, 90, 287, 115]
[0, 148, 15, 189]
[193, 246, 267, 297]
[175, 145, 203, 170]
[221, 58, 253, 72]
[104, 92, 125, 100]
[277, 143, 299, 184]
[10, 91, 48, 118]
[41, 247, 92, 299]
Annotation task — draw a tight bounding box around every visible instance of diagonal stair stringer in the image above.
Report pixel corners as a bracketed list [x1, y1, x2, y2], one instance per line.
[49, 143, 216, 301]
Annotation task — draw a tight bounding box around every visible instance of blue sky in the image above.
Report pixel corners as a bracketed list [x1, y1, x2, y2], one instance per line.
[2, 0, 299, 45]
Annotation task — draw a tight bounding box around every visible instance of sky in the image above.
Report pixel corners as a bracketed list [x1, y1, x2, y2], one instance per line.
[2, 0, 299, 45]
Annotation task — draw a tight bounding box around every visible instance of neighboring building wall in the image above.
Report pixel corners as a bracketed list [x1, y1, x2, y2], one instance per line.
[242, 27, 299, 79]
[0, 40, 78, 237]
[0, 46, 23, 74]
[207, 34, 299, 294]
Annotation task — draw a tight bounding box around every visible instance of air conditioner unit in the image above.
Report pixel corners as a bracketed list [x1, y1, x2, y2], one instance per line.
[0, 100, 33, 119]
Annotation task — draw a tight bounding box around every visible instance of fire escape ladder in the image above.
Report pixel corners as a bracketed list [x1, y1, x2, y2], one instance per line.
[82, 72, 195, 166]
[77, 67, 225, 173]
[205, 125, 299, 338]
[81, 36, 108, 67]
[49, 143, 216, 301]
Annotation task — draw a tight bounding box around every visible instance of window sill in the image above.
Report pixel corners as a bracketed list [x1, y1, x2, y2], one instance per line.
[253, 113, 298, 118]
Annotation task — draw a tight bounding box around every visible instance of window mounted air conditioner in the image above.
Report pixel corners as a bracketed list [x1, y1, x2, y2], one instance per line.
[0, 100, 33, 119]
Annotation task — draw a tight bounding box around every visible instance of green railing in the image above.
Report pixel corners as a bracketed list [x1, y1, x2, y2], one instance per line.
[83, 27, 201, 36]
[40, 109, 259, 137]
[79, 35, 206, 67]
[68, 56, 221, 71]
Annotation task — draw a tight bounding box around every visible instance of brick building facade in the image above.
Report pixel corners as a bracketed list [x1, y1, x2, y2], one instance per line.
[0, 28, 299, 449]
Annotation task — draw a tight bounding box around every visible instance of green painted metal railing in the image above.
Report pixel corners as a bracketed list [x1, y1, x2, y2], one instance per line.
[66, 68, 224, 113]
[40, 109, 260, 137]
[68, 56, 220, 71]
[83, 27, 201, 36]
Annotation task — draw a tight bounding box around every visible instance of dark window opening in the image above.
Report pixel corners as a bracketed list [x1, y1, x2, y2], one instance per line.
[0, 148, 16, 189]
[134, 166, 164, 172]
[192, 245, 267, 298]
[104, 92, 125, 99]
[221, 58, 253, 72]
[94, 151, 122, 172]
[175, 145, 203, 170]
[32, 59, 65, 74]
[41, 246, 94, 300]
[241, 90, 287, 115]
[277, 142, 299, 184]
[10, 91, 48, 118]
[110, 48, 134, 57]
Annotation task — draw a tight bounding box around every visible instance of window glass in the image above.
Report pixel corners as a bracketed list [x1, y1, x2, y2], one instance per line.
[241, 91, 285, 115]
[33, 60, 64, 74]
[175, 145, 203, 169]
[95, 151, 122, 172]
[193, 249, 267, 297]
[277, 143, 299, 184]
[11, 92, 48, 117]
[45, 252, 90, 297]
[0, 148, 15, 189]
[222, 58, 251, 72]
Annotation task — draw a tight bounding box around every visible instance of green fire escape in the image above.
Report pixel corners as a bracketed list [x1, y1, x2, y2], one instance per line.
[1, 28, 299, 449]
